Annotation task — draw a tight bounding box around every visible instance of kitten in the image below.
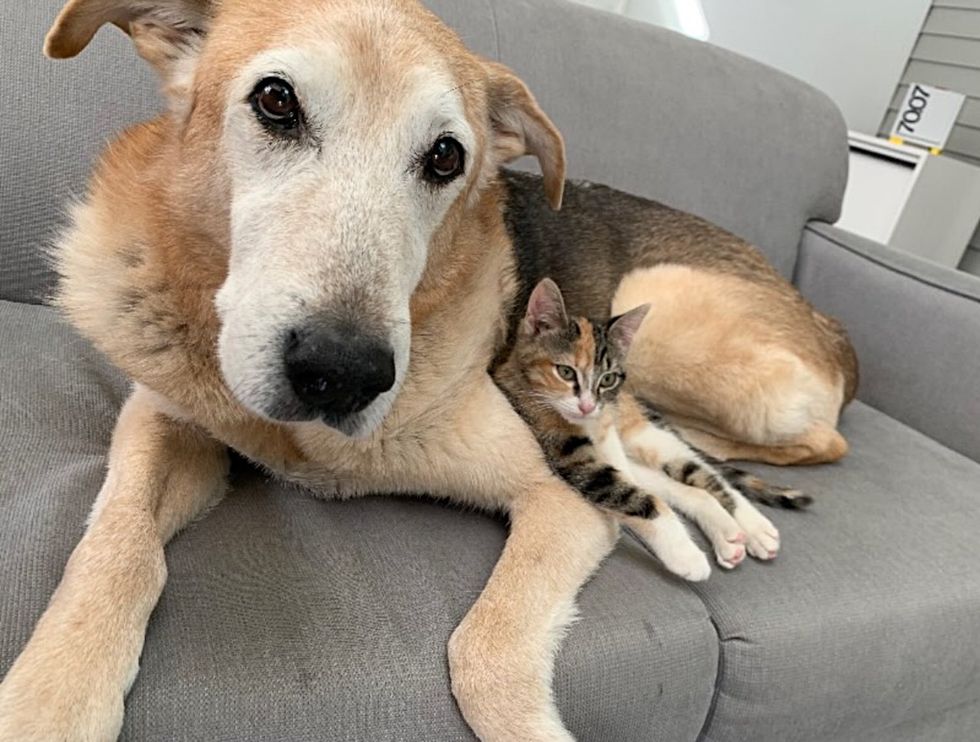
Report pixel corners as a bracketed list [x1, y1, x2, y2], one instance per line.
[494, 278, 811, 573]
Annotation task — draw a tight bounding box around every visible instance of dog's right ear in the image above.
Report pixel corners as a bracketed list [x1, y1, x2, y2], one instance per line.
[484, 61, 566, 211]
[45, 0, 213, 109]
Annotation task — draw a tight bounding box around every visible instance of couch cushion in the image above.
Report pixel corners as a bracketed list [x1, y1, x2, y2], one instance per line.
[695, 401, 980, 742]
[7, 301, 980, 742]
[0, 299, 718, 741]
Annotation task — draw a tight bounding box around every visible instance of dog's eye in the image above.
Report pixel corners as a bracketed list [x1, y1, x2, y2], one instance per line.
[422, 137, 465, 184]
[250, 77, 301, 134]
[555, 364, 576, 382]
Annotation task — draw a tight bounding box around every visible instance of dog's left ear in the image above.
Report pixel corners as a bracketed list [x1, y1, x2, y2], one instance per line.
[484, 61, 566, 210]
[45, 0, 214, 115]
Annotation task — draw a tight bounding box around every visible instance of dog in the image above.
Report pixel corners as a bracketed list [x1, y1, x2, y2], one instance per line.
[0, 0, 857, 740]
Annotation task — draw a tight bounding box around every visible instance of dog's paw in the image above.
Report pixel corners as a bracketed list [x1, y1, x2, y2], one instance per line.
[734, 505, 780, 560]
[0, 651, 125, 742]
[0, 693, 124, 742]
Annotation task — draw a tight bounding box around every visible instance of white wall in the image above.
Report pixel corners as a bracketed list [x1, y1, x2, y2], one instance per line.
[696, 0, 932, 134]
[570, 0, 708, 39]
[572, 0, 932, 135]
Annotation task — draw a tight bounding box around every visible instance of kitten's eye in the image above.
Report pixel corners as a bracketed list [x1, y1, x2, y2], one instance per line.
[555, 365, 576, 382]
[599, 372, 620, 390]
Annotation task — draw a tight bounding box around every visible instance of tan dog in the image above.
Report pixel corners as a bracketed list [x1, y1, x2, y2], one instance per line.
[0, 1, 856, 740]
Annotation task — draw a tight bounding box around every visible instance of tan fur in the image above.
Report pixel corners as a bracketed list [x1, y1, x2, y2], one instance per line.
[613, 264, 851, 465]
[2, 1, 849, 740]
[674, 421, 849, 466]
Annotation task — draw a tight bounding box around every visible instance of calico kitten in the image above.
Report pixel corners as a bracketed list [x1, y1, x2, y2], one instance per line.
[494, 278, 810, 571]
[494, 282, 711, 580]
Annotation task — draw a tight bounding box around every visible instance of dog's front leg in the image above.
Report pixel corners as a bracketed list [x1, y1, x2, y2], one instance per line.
[0, 387, 229, 742]
[433, 382, 620, 742]
[449, 484, 617, 742]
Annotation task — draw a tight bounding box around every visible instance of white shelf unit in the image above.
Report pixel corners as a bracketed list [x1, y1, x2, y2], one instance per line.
[837, 132, 980, 268]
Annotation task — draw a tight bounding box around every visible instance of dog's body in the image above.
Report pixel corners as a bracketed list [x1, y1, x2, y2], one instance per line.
[0, 1, 856, 740]
[502, 171, 857, 465]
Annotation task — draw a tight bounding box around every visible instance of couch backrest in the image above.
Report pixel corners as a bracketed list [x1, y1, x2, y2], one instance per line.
[0, 0, 847, 303]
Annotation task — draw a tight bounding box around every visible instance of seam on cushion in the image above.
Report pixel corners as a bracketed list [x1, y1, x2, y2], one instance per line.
[788, 217, 807, 285]
[623, 529, 724, 739]
[0, 297, 58, 314]
[694, 614, 724, 742]
[486, 0, 501, 61]
[804, 223, 980, 304]
[0, 296, 46, 307]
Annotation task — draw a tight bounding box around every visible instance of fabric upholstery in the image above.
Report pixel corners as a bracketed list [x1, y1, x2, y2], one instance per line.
[0, 300, 718, 742]
[796, 223, 980, 464]
[1, 0, 846, 303]
[696, 401, 980, 741]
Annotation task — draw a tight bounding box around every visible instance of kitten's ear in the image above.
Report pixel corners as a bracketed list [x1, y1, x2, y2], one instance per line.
[607, 304, 650, 355]
[524, 279, 568, 335]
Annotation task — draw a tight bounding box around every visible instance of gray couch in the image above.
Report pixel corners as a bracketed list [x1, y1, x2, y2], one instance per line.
[3, 0, 980, 740]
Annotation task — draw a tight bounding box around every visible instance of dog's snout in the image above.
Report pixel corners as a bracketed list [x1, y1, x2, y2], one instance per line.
[284, 321, 396, 420]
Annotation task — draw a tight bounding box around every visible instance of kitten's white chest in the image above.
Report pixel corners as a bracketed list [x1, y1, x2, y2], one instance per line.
[581, 411, 635, 477]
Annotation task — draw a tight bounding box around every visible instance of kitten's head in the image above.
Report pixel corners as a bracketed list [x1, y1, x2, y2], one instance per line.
[514, 278, 649, 424]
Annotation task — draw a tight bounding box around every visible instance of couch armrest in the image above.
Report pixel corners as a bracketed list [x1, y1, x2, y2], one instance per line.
[796, 222, 980, 462]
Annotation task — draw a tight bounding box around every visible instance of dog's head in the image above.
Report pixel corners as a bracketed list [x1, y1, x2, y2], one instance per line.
[47, 0, 565, 436]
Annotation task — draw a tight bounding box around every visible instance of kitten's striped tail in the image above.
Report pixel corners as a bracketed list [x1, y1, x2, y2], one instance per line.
[636, 397, 812, 510]
[719, 465, 813, 510]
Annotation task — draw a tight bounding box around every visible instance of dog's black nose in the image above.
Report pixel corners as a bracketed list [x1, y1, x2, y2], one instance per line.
[284, 321, 396, 419]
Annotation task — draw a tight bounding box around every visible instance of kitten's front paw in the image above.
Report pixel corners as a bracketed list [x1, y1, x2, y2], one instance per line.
[697, 515, 747, 569]
[714, 535, 746, 570]
[626, 514, 712, 581]
[652, 515, 712, 581]
[663, 537, 712, 582]
[734, 505, 780, 560]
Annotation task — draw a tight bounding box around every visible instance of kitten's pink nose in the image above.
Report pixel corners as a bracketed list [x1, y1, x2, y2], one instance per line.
[579, 399, 596, 415]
